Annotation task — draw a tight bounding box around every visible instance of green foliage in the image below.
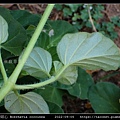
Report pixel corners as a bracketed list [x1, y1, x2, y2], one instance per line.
[52, 67, 94, 99]
[55, 4, 119, 40]
[88, 82, 120, 113]
[0, 7, 28, 56]
[47, 101, 64, 113]
[57, 32, 120, 70]
[22, 47, 52, 78]
[34, 85, 64, 107]
[111, 16, 120, 27]
[98, 21, 118, 40]
[25, 19, 78, 53]
[0, 5, 120, 114]
[10, 9, 41, 28]
[46, 20, 78, 48]
[53, 61, 78, 85]
[5, 91, 49, 113]
[77, 67, 94, 99]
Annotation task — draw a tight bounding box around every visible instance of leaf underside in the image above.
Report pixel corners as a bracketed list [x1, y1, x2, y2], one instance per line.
[57, 32, 120, 71]
[0, 15, 8, 44]
[22, 47, 52, 78]
[5, 91, 49, 113]
[58, 66, 78, 85]
[53, 61, 78, 85]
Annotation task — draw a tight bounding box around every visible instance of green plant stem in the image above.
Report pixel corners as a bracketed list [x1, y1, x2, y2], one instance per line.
[0, 54, 8, 83]
[15, 65, 68, 90]
[13, 89, 20, 97]
[10, 4, 54, 84]
[0, 4, 55, 102]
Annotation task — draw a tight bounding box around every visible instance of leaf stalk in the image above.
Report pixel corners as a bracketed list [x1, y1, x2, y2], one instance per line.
[14, 65, 68, 90]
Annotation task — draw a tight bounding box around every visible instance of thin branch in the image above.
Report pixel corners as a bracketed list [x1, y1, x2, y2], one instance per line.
[87, 5, 97, 32]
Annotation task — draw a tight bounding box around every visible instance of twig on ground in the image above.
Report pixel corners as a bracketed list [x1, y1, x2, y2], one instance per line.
[87, 5, 97, 32]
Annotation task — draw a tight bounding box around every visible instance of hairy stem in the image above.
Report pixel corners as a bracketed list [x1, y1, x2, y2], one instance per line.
[0, 4, 55, 102]
[10, 4, 55, 84]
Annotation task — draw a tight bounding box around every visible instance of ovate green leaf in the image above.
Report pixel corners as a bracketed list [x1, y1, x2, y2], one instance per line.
[47, 101, 64, 113]
[57, 32, 120, 71]
[47, 20, 78, 48]
[5, 91, 49, 113]
[0, 15, 8, 44]
[77, 67, 94, 99]
[53, 67, 94, 99]
[22, 47, 52, 78]
[66, 83, 81, 98]
[0, 7, 27, 55]
[34, 85, 64, 106]
[53, 61, 78, 85]
[88, 82, 120, 113]
[10, 9, 41, 28]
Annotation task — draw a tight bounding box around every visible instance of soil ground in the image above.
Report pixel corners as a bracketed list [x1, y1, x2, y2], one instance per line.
[0, 3, 120, 113]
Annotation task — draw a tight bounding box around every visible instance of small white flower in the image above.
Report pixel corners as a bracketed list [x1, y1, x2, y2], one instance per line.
[49, 29, 54, 37]
[89, 6, 93, 10]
